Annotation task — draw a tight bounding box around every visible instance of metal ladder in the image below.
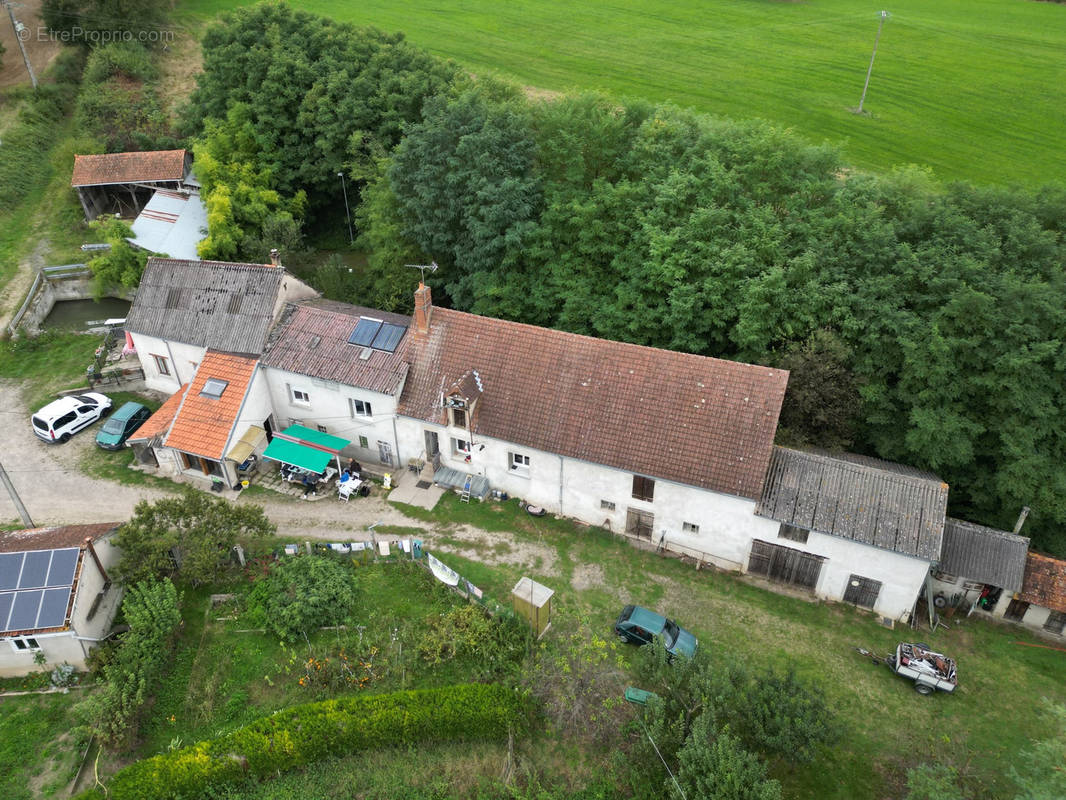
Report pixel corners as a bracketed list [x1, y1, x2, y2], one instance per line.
[460, 474, 472, 503]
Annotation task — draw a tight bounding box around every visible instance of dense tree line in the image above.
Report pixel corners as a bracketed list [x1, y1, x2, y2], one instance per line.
[182, 1, 458, 260]
[188, 4, 1066, 554]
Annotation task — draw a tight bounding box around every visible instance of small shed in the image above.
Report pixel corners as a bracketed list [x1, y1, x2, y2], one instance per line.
[511, 577, 554, 638]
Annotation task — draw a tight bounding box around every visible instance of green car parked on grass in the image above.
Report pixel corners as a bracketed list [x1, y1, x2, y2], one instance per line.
[95, 401, 151, 450]
[614, 604, 698, 659]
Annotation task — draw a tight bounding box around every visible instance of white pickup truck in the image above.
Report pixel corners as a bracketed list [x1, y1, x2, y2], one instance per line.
[886, 642, 958, 695]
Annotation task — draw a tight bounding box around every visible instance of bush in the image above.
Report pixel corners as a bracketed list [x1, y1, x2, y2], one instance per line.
[75, 684, 528, 800]
[245, 554, 358, 642]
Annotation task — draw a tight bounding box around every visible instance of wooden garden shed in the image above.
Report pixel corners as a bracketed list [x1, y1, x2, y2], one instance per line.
[511, 577, 553, 638]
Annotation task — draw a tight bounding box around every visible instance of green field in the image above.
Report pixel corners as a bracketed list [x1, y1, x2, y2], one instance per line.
[177, 0, 1066, 186]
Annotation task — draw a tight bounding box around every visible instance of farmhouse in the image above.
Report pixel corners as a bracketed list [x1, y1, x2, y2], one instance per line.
[71, 149, 195, 221]
[754, 447, 949, 619]
[0, 523, 123, 677]
[123, 254, 316, 393]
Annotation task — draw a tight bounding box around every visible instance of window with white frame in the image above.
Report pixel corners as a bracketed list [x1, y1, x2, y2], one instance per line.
[350, 398, 373, 418]
[510, 452, 530, 475]
[10, 637, 41, 651]
[453, 438, 470, 455]
[682, 521, 700, 535]
[289, 385, 311, 405]
[151, 354, 170, 376]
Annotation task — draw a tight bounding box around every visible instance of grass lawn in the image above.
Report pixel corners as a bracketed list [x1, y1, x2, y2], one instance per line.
[0, 692, 88, 800]
[177, 0, 1066, 186]
[0, 331, 102, 411]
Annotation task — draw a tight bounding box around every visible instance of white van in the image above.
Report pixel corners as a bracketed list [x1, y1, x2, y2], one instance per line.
[31, 393, 112, 443]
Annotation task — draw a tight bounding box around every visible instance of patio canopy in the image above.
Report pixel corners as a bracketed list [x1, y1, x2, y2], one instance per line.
[262, 437, 332, 473]
[226, 425, 266, 464]
[275, 424, 349, 454]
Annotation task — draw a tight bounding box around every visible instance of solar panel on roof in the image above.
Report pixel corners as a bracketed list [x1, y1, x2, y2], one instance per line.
[0, 553, 22, 591]
[371, 322, 406, 353]
[8, 590, 42, 631]
[348, 318, 382, 347]
[46, 549, 79, 588]
[37, 587, 72, 629]
[19, 551, 51, 589]
[0, 593, 13, 631]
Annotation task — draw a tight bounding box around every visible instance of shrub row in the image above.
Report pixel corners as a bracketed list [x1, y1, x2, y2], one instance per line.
[77, 683, 527, 800]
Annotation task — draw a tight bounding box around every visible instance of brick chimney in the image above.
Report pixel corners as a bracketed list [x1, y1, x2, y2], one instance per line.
[269, 248, 281, 267]
[414, 282, 433, 334]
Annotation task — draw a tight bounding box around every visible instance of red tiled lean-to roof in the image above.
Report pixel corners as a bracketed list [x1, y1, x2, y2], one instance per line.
[0, 522, 120, 553]
[1020, 552, 1066, 614]
[71, 150, 187, 187]
[129, 385, 187, 443]
[399, 307, 789, 500]
[163, 352, 259, 460]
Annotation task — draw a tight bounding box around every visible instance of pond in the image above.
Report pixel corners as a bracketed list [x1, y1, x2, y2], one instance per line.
[42, 298, 132, 330]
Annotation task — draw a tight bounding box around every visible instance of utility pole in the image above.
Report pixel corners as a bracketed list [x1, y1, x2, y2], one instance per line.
[337, 171, 354, 245]
[4, 0, 39, 90]
[857, 10, 889, 114]
[0, 459, 34, 527]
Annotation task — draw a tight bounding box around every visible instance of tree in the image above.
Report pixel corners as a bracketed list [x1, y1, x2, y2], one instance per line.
[245, 555, 358, 642]
[113, 488, 274, 586]
[676, 715, 782, 800]
[776, 329, 861, 450]
[1011, 701, 1066, 800]
[86, 215, 148, 295]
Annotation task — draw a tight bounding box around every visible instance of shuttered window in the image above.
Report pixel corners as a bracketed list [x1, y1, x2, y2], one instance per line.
[1004, 599, 1029, 622]
[1044, 611, 1066, 635]
[632, 475, 655, 502]
[747, 540, 823, 590]
[843, 575, 882, 609]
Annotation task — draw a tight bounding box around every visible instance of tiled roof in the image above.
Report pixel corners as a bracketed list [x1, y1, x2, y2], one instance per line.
[756, 447, 948, 560]
[399, 308, 788, 499]
[71, 149, 187, 187]
[1020, 552, 1066, 614]
[939, 518, 1029, 593]
[128, 384, 187, 443]
[163, 352, 258, 460]
[0, 522, 119, 553]
[125, 258, 285, 353]
[262, 303, 411, 395]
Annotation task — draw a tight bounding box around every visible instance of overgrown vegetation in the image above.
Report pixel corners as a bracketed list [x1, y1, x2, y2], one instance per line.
[113, 489, 275, 586]
[85, 215, 149, 294]
[74, 683, 527, 800]
[75, 579, 182, 747]
[245, 554, 358, 641]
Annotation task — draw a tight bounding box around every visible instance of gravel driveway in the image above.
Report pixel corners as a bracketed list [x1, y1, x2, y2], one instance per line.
[0, 380, 423, 539]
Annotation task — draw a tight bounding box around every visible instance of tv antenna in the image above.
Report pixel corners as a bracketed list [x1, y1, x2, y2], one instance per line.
[405, 261, 438, 282]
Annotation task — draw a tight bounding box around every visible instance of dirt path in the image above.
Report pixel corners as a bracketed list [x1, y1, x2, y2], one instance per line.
[0, 236, 49, 332]
[0, 0, 63, 91]
[0, 380, 553, 573]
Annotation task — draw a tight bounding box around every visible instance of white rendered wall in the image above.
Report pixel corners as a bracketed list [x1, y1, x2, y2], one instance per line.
[262, 367, 403, 468]
[129, 331, 205, 394]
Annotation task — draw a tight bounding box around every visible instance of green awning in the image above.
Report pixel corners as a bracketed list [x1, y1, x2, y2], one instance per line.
[262, 438, 332, 473]
[278, 424, 349, 454]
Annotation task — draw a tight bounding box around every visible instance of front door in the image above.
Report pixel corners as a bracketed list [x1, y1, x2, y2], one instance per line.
[626, 508, 655, 539]
[378, 440, 393, 466]
[424, 430, 439, 457]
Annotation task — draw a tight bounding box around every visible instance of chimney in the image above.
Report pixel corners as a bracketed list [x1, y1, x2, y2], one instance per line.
[84, 536, 109, 583]
[414, 282, 433, 334]
[269, 248, 281, 267]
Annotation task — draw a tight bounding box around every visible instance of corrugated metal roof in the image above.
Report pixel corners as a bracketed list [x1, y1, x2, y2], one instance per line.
[71, 150, 187, 187]
[128, 190, 207, 260]
[125, 258, 286, 353]
[398, 307, 788, 500]
[756, 446, 948, 560]
[261, 303, 411, 396]
[939, 517, 1029, 592]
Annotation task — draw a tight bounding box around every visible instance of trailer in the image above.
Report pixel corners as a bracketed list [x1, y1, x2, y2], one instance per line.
[886, 642, 957, 695]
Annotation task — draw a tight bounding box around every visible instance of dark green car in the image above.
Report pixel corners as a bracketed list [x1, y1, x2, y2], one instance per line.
[614, 604, 698, 659]
[95, 401, 151, 450]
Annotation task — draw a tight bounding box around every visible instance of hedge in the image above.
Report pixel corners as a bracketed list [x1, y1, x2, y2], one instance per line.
[76, 683, 527, 800]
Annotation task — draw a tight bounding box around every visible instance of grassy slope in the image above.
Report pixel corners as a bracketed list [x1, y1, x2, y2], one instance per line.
[178, 0, 1066, 186]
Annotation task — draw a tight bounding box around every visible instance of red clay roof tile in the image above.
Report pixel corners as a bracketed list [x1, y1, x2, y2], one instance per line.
[163, 352, 258, 460]
[1020, 552, 1066, 614]
[399, 308, 788, 499]
[71, 150, 188, 187]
